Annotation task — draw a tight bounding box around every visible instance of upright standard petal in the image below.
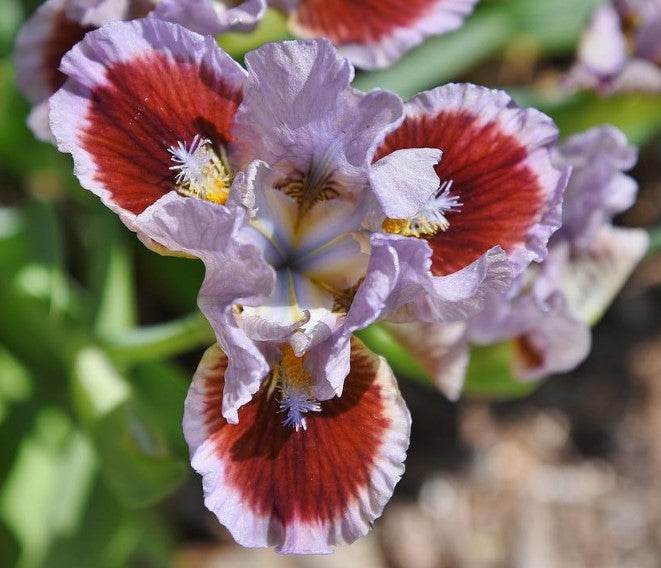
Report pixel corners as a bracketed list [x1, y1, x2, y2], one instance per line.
[50, 19, 246, 227]
[287, 0, 479, 69]
[234, 39, 443, 226]
[184, 338, 411, 553]
[566, 1, 661, 93]
[376, 83, 567, 277]
[232, 39, 403, 185]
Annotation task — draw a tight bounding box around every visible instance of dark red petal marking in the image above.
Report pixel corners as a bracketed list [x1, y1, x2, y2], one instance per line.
[294, 0, 437, 44]
[513, 334, 545, 373]
[44, 12, 93, 93]
[377, 112, 545, 276]
[200, 340, 390, 526]
[82, 53, 242, 215]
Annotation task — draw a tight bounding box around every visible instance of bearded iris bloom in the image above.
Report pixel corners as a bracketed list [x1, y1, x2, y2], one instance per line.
[49, 15, 569, 551]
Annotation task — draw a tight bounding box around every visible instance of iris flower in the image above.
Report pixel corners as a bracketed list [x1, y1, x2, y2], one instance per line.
[49, 18, 566, 552]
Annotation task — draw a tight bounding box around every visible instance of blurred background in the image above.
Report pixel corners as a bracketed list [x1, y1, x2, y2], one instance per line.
[1, 0, 660, 566]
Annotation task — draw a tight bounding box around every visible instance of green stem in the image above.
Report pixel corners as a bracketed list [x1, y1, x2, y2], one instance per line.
[104, 312, 215, 366]
[355, 324, 431, 385]
[647, 225, 661, 258]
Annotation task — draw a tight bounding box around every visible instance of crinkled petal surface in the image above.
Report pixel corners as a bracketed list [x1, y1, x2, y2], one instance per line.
[136, 192, 277, 423]
[232, 38, 404, 186]
[50, 19, 246, 226]
[371, 148, 442, 218]
[376, 235, 513, 324]
[376, 83, 567, 277]
[288, 0, 478, 69]
[184, 338, 411, 553]
[152, 0, 266, 35]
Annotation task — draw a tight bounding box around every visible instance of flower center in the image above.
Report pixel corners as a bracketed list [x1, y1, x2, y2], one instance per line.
[239, 173, 370, 334]
[273, 345, 320, 431]
[167, 135, 232, 205]
[276, 152, 341, 215]
[383, 180, 461, 237]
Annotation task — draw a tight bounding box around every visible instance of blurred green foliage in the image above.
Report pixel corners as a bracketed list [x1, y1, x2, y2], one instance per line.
[0, 0, 659, 565]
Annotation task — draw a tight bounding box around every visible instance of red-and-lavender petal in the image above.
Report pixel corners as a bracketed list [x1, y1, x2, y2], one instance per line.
[184, 338, 411, 553]
[50, 19, 246, 226]
[13, 0, 94, 141]
[376, 83, 567, 277]
[288, 0, 478, 69]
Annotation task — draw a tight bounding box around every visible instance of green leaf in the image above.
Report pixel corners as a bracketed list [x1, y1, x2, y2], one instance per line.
[0, 276, 82, 381]
[72, 347, 131, 425]
[20, 199, 87, 321]
[44, 479, 171, 568]
[463, 342, 538, 399]
[0, 0, 22, 58]
[0, 207, 27, 271]
[0, 60, 68, 177]
[648, 225, 661, 257]
[72, 349, 188, 506]
[0, 408, 96, 568]
[105, 312, 214, 366]
[92, 403, 188, 508]
[502, 0, 601, 51]
[138, 247, 203, 312]
[354, 0, 601, 98]
[0, 519, 19, 568]
[93, 242, 137, 337]
[131, 361, 190, 458]
[86, 212, 137, 337]
[0, 344, 32, 424]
